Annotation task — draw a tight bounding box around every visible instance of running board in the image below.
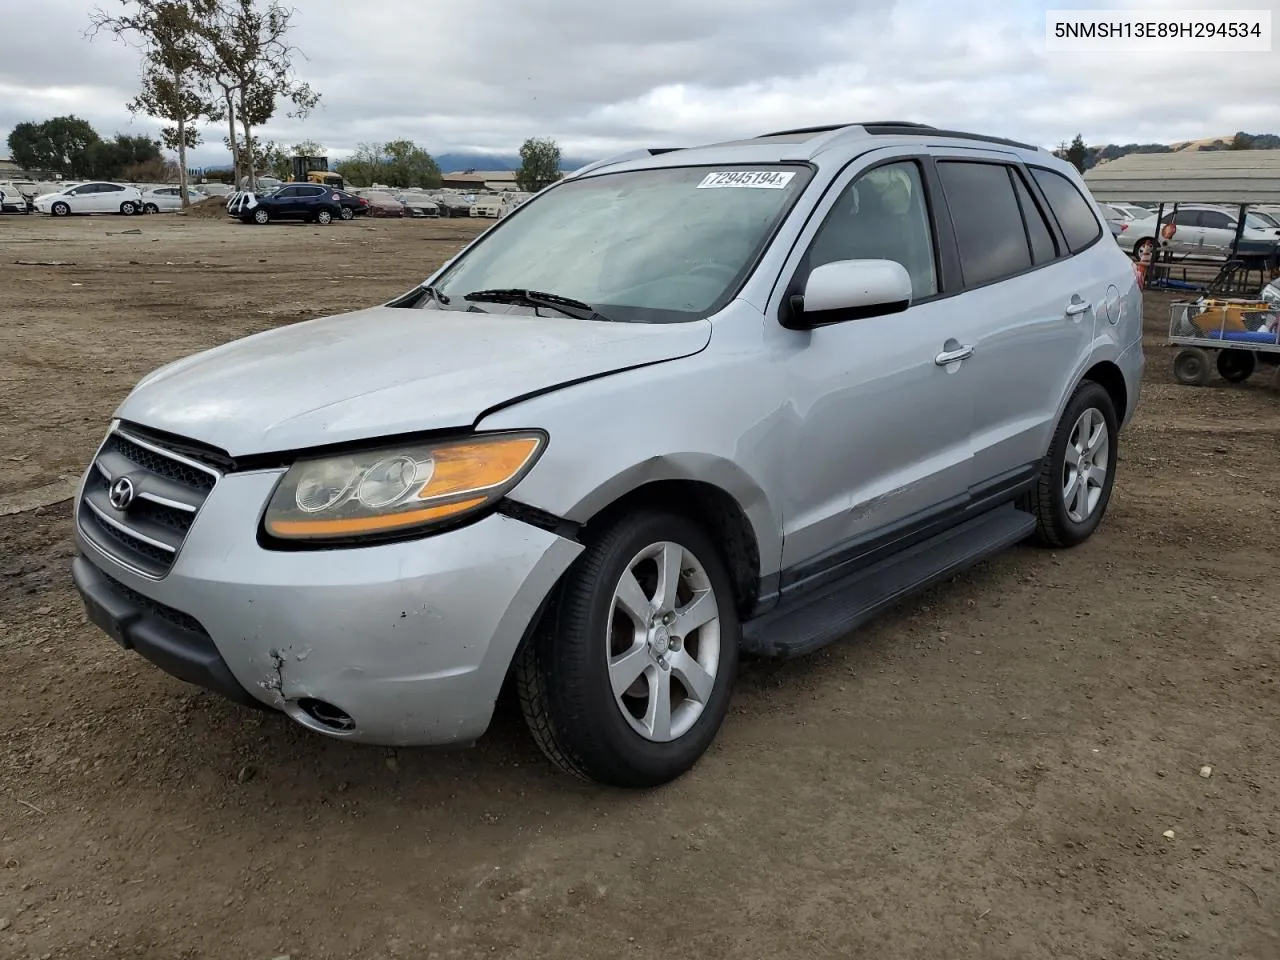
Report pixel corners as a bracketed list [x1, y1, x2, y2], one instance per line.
[741, 506, 1036, 659]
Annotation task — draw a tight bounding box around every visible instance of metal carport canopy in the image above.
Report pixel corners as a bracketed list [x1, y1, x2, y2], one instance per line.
[1082, 149, 1280, 205]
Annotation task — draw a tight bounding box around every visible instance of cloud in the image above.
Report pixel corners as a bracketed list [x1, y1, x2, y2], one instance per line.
[1, 0, 1276, 169]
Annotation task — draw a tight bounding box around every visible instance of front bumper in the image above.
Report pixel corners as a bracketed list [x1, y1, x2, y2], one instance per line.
[73, 468, 583, 745]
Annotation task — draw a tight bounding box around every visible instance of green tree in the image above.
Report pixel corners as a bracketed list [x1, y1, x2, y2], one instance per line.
[6, 116, 101, 176]
[333, 142, 383, 188]
[89, 0, 219, 206]
[1065, 133, 1088, 173]
[201, 0, 320, 191]
[515, 136, 562, 192]
[383, 139, 441, 188]
[1230, 131, 1256, 150]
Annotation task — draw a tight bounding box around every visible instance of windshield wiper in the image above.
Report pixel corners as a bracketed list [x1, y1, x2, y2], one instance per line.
[463, 288, 611, 322]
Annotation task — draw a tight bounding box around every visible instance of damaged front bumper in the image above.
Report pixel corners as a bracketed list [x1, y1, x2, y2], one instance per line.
[72, 469, 583, 746]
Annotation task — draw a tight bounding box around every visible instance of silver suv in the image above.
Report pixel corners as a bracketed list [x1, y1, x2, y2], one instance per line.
[70, 121, 1144, 787]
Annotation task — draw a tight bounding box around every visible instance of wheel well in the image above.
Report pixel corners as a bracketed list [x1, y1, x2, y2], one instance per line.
[1083, 360, 1127, 422]
[582, 480, 761, 618]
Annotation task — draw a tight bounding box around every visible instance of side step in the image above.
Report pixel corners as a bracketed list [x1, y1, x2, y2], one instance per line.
[741, 506, 1036, 659]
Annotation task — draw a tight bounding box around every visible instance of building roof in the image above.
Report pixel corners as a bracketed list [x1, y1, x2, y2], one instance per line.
[442, 170, 517, 181]
[1084, 149, 1280, 205]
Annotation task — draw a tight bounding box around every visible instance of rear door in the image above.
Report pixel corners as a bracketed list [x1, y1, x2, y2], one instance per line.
[1197, 208, 1237, 258]
[928, 151, 1104, 487]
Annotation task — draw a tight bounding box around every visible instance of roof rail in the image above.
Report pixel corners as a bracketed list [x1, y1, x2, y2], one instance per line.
[565, 147, 684, 179]
[762, 120, 1041, 154]
[759, 121, 933, 138]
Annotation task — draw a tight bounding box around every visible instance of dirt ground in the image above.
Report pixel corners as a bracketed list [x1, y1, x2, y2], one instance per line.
[1, 213, 1277, 960]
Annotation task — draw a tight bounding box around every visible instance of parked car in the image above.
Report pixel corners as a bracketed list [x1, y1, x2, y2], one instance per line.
[0, 179, 37, 213]
[140, 186, 205, 213]
[357, 190, 408, 217]
[69, 121, 1143, 787]
[1142, 204, 1280, 261]
[1107, 203, 1155, 222]
[233, 183, 367, 224]
[1099, 203, 1142, 254]
[34, 181, 144, 216]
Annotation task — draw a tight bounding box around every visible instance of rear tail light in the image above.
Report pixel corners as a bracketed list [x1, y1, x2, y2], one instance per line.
[1119, 223, 1128, 231]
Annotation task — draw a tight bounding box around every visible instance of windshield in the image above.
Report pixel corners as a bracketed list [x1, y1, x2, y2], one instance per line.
[1246, 212, 1278, 229]
[428, 164, 812, 322]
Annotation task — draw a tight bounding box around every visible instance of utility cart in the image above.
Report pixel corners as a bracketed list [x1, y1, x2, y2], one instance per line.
[1169, 297, 1280, 385]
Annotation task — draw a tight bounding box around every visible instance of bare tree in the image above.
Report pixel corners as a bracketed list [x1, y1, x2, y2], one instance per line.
[201, 0, 320, 191]
[88, 0, 218, 207]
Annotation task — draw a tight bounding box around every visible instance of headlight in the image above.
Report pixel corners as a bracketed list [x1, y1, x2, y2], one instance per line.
[262, 431, 545, 542]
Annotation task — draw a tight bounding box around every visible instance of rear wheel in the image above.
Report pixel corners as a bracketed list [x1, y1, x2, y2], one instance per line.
[1029, 380, 1118, 548]
[1217, 348, 1256, 383]
[339, 206, 354, 220]
[517, 510, 739, 787]
[120, 201, 137, 215]
[1173, 347, 1212, 386]
[1133, 237, 1154, 262]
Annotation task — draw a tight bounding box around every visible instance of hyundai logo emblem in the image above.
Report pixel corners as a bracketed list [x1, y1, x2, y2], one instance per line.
[108, 476, 136, 510]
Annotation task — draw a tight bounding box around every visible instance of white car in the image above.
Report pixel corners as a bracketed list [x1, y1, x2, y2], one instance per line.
[141, 186, 204, 213]
[35, 182, 144, 217]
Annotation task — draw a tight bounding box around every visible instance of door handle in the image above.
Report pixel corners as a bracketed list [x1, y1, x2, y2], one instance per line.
[934, 344, 974, 366]
[1065, 300, 1092, 317]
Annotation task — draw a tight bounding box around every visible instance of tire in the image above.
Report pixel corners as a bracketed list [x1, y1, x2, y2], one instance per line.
[1028, 380, 1119, 548]
[51, 202, 70, 217]
[1133, 237, 1154, 262]
[252, 207, 270, 225]
[315, 208, 333, 225]
[516, 510, 740, 788]
[1173, 347, 1212, 386]
[340, 206, 354, 220]
[1217, 348, 1256, 383]
[120, 201, 137, 215]
[143, 203, 159, 214]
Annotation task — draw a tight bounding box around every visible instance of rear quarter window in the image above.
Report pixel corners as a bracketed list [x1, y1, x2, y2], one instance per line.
[1029, 167, 1103, 253]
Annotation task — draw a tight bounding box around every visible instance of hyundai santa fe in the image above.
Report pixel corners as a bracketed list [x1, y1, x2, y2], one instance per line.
[70, 121, 1144, 787]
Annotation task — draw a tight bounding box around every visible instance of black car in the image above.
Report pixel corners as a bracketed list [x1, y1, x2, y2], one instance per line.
[234, 184, 368, 224]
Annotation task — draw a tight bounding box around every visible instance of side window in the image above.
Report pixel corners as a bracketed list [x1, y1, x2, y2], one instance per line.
[937, 160, 1032, 286]
[1200, 210, 1232, 230]
[1028, 166, 1103, 252]
[1011, 169, 1058, 264]
[807, 159, 938, 299]
[101, 183, 124, 193]
[303, 186, 326, 197]
[276, 186, 299, 198]
[1169, 209, 1200, 227]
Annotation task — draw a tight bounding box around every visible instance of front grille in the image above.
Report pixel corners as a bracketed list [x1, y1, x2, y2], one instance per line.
[77, 425, 222, 579]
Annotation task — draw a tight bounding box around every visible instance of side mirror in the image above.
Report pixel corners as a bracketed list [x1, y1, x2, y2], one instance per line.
[784, 259, 913, 329]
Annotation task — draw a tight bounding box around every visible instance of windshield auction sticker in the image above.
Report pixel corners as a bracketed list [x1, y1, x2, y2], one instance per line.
[697, 171, 796, 189]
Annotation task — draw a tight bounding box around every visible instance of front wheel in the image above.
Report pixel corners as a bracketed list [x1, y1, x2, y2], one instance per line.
[1173, 347, 1212, 386]
[315, 208, 333, 225]
[252, 207, 270, 225]
[517, 510, 739, 788]
[51, 201, 70, 217]
[143, 202, 159, 214]
[1028, 380, 1119, 548]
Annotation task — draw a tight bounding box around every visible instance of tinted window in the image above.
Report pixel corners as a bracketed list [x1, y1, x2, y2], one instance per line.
[808, 160, 938, 298]
[1029, 167, 1102, 252]
[1168, 209, 1200, 226]
[1199, 210, 1232, 229]
[1011, 170, 1058, 264]
[276, 186, 300, 197]
[301, 186, 326, 197]
[101, 184, 124, 192]
[938, 161, 1032, 286]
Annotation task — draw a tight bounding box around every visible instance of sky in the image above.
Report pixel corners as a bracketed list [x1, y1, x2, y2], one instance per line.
[1, 0, 1276, 169]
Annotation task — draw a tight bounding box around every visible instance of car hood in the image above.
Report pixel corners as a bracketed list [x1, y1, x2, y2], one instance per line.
[115, 303, 712, 456]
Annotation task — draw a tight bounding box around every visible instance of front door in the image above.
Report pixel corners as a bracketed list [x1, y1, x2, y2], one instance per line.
[768, 153, 976, 579]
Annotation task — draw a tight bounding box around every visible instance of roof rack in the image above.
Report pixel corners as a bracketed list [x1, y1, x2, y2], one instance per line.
[757, 121, 1040, 152]
[564, 147, 685, 179]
